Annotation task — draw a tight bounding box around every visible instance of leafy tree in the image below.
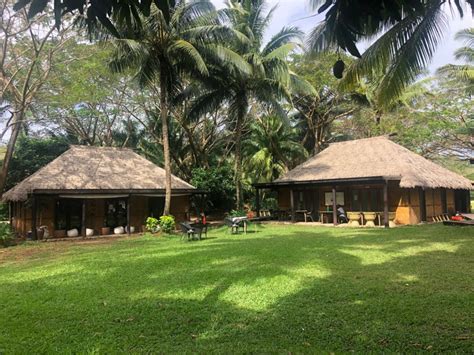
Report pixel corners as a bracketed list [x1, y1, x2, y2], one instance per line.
[109, 0, 244, 215]
[437, 27, 474, 95]
[190, 0, 314, 208]
[4, 134, 70, 191]
[308, 0, 474, 107]
[13, 0, 174, 35]
[0, 0, 73, 194]
[190, 166, 235, 212]
[290, 53, 356, 154]
[243, 114, 307, 183]
[32, 43, 148, 147]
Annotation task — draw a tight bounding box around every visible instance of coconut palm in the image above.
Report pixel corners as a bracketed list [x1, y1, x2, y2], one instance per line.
[109, 0, 245, 215]
[189, 0, 314, 208]
[244, 114, 307, 183]
[308, 0, 473, 108]
[437, 28, 474, 94]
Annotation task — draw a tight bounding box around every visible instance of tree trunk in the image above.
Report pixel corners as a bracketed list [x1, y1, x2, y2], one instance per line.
[234, 116, 243, 209]
[0, 111, 22, 196]
[233, 95, 247, 210]
[160, 72, 172, 216]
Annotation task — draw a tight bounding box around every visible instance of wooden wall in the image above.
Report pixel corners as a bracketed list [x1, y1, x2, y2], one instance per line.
[11, 194, 191, 237]
[275, 183, 463, 225]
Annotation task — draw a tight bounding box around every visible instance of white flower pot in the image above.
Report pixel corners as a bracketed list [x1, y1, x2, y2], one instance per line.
[114, 226, 125, 234]
[86, 228, 94, 236]
[125, 226, 135, 233]
[67, 228, 79, 237]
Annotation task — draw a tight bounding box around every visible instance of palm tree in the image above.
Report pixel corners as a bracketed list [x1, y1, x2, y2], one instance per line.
[190, 0, 314, 208]
[437, 28, 474, 94]
[109, 0, 244, 215]
[308, 0, 472, 108]
[244, 114, 307, 183]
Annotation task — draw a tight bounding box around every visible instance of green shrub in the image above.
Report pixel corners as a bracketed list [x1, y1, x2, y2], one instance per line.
[145, 217, 160, 233]
[159, 215, 176, 233]
[191, 166, 235, 212]
[229, 209, 247, 218]
[0, 203, 9, 221]
[0, 223, 14, 248]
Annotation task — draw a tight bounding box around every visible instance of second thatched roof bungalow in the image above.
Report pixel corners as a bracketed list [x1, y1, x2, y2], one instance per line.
[254, 136, 472, 226]
[2, 146, 204, 239]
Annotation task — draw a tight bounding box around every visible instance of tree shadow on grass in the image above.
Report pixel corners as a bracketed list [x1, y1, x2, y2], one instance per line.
[0, 225, 472, 352]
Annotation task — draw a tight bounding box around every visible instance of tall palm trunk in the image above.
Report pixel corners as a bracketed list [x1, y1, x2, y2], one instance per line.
[0, 111, 23, 196]
[160, 71, 172, 216]
[233, 94, 247, 209]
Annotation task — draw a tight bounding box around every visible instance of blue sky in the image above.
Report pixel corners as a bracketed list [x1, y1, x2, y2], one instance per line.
[212, 0, 474, 71]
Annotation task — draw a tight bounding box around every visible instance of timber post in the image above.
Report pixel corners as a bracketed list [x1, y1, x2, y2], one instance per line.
[419, 188, 427, 222]
[290, 188, 295, 222]
[81, 199, 86, 238]
[127, 195, 131, 236]
[332, 187, 337, 226]
[383, 181, 389, 228]
[31, 194, 37, 240]
[255, 188, 260, 217]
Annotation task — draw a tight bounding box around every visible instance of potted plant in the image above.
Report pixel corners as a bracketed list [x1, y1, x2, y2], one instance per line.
[54, 219, 66, 238]
[102, 211, 116, 235]
[101, 217, 111, 235]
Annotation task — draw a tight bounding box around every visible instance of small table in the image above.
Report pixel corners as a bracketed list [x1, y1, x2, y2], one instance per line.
[295, 210, 312, 222]
[231, 216, 248, 234]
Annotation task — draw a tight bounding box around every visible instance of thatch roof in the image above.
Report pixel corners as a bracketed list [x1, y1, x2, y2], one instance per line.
[275, 136, 472, 190]
[3, 146, 196, 201]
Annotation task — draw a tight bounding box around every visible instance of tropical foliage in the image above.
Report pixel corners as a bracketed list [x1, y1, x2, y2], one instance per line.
[437, 27, 474, 94]
[2, 0, 472, 215]
[308, 0, 474, 107]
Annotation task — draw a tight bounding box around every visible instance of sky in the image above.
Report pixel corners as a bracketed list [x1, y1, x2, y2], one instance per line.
[212, 0, 474, 72]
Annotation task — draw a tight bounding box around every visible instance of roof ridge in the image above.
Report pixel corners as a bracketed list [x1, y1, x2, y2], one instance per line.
[329, 135, 389, 146]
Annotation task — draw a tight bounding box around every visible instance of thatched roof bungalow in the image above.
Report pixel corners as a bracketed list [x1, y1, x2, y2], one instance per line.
[3, 146, 202, 238]
[254, 136, 472, 226]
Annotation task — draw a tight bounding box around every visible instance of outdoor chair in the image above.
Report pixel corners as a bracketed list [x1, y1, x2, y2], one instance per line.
[192, 222, 208, 238]
[179, 222, 202, 241]
[225, 218, 243, 234]
[304, 210, 314, 222]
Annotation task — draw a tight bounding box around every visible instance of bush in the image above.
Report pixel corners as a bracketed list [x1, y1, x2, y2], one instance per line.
[159, 215, 175, 233]
[191, 166, 235, 212]
[0, 203, 8, 221]
[0, 223, 14, 248]
[145, 217, 160, 233]
[229, 209, 246, 218]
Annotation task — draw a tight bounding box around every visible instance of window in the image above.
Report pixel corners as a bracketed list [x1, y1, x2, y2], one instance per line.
[324, 192, 344, 206]
[55, 199, 82, 230]
[105, 199, 128, 228]
[149, 197, 165, 218]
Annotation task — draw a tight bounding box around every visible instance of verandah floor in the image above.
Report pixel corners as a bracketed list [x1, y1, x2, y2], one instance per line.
[1, 224, 472, 353]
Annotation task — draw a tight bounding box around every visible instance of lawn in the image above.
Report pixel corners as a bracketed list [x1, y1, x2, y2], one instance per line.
[0, 224, 472, 353]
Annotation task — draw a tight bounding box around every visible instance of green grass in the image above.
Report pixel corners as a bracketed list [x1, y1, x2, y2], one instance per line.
[0, 224, 473, 353]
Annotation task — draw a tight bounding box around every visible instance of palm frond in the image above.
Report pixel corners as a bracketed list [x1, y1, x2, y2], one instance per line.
[168, 39, 209, 76]
[204, 45, 253, 75]
[109, 39, 148, 73]
[454, 27, 474, 47]
[263, 43, 297, 60]
[262, 26, 303, 56]
[340, 0, 447, 107]
[289, 72, 317, 96]
[454, 46, 474, 62]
